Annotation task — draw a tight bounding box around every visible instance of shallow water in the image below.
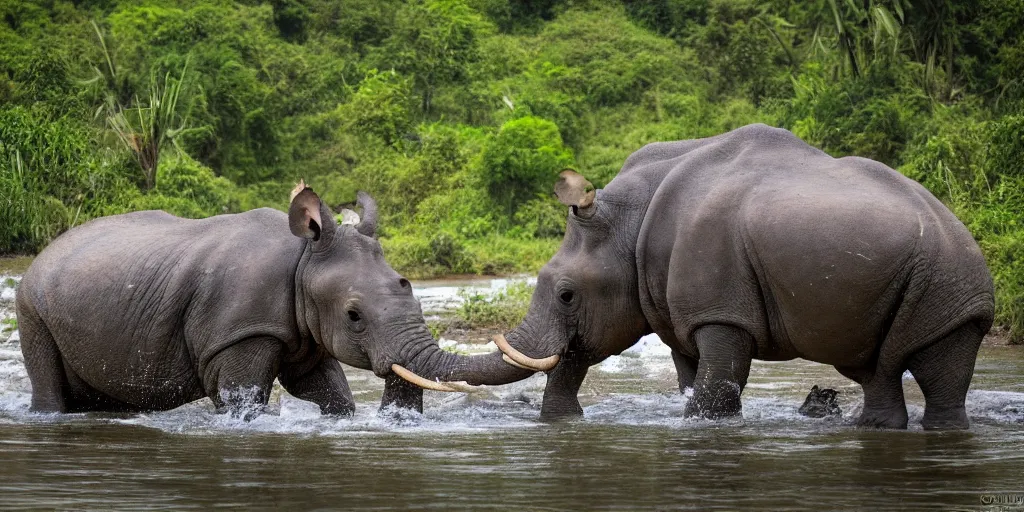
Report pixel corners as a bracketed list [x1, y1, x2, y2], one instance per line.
[1, 275, 1022, 510]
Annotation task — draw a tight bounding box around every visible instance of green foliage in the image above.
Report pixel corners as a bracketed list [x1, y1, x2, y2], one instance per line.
[957, 177, 1024, 344]
[107, 59, 198, 190]
[513, 196, 565, 238]
[0, 106, 134, 253]
[980, 229, 1024, 344]
[987, 115, 1024, 179]
[382, 231, 471, 277]
[377, 0, 487, 114]
[1, 316, 16, 334]
[341, 70, 414, 145]
[892, 102, 1024, 342]
[271, 0, 311, 42]
[779, 61, 929, 166]
[462, 235, 559, 275]
[382, 232, 558, 278]
[480, 116, 573, 216]
[145, 155, 242, 216]
[0, 150, 74, 254]
[454, 280, 534, 330]
[683, 0, 792, 104]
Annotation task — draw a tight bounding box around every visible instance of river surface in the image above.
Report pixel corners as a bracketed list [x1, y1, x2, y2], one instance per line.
[0, 272, 1022, 510]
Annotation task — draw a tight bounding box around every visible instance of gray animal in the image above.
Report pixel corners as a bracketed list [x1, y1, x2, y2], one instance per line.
[16, 183, 526, 418]
[493, 124, 994, 430]
[799, 385, 841, 418]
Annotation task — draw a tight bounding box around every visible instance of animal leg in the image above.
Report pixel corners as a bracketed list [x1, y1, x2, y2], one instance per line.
[280, 358, 355, 416]
[539, 350, 590, 420]
[852, 365, 908, 429]
[62, 367, 143, 413]
[907, 322, 984, 430]
[683, 324, 754, 419]
[18, 312, 69, 413]
[381, 374, 424, 414]
[203, 337, 282, 420]
[671, 349, 699, 393]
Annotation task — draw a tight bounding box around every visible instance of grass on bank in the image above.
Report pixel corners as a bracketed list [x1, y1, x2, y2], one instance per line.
[382, 234, 560, 279]
[428, 280, 534, 339]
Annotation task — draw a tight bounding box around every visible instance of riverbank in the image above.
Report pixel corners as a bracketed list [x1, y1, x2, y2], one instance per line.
[0, 256, 32, 275]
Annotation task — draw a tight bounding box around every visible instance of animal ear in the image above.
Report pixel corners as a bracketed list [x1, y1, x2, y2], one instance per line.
[554, 169, 596, 212]
[288, 180, 337, 243]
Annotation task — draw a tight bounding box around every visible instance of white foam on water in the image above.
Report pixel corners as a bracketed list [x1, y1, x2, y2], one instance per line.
[745, 381, 802, 390]
[0, 274, 19, 302]
[108, 390, 548, 437]
[584, 393, 689, 426]
[0, 357, 1022, 436]
[438, 338, 494, 356]
[598, 334, 675, 374]
[412, 276, 535, 315]
[0, 341, 30, 418]
[622, 333, 672, 357]
[966, 390, 1024, 424]
[0, 275, 19, 344]
[596, 356, 631, 373]
[581, 393, 854, 429]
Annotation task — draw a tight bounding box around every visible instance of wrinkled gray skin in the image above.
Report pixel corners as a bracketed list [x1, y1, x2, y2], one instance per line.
[16, 189, 528, 418]
[501, 124, 994, 429]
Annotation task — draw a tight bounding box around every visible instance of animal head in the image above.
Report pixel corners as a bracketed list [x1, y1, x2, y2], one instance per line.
[288, 182, 459, 390]
[496, 170, 650, 371]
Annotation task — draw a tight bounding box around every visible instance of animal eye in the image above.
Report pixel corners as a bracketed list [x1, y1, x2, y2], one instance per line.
[559, 291, 574, 304]
[348, 310, 361, 322]
[399, 278, 410, 289]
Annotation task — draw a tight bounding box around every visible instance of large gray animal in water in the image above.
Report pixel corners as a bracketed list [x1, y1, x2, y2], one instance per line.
[493, 124, 994, 430]
[16, 183, 526, 418]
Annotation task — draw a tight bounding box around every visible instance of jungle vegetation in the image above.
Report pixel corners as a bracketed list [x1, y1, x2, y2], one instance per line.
[1, 0, 1022, 341]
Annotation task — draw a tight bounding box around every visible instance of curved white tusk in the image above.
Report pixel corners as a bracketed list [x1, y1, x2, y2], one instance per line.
[502, 354, 539, 372]
[493, 334, 560, 371]
[391, 364, 474, 393]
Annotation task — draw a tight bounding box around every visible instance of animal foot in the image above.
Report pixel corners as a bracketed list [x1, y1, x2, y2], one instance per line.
[539, 397, 584, 421]
[684, 380, 742, 419]
[921, 406, 969, 430]
[856, 406, 909, 429]
[217, 386, 269, 421]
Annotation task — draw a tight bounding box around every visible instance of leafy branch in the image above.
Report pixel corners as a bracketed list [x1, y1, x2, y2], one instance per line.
[106, 60, 196, 190]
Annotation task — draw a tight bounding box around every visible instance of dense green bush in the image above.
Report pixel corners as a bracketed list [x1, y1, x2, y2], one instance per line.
[0, 106, 135, 253]
[453, 280, 534, 330]
[341, 70, 414, 145]
[480, 116, 573, 216]
[144, 156, 242, 216]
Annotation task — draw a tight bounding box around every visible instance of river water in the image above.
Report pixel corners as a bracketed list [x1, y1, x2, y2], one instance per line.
[0, 273, 1022, 510]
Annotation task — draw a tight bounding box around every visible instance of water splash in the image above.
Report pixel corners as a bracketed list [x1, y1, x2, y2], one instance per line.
[0, 274, 19, 343]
